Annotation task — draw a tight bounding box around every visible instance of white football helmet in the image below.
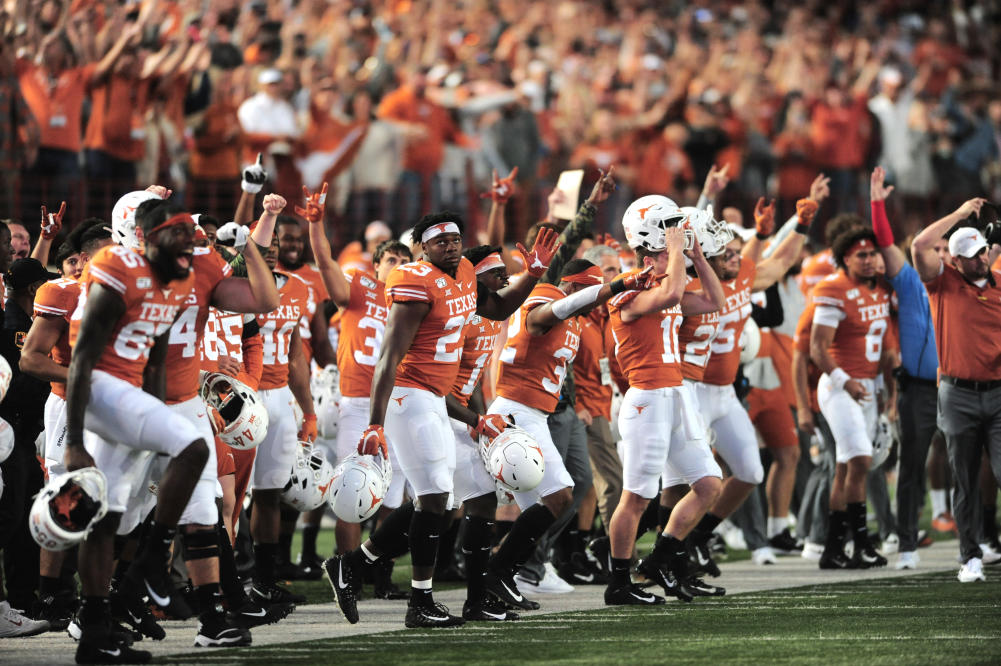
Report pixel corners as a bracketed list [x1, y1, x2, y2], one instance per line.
[0, 417, 12, 464]
[328, 452, 392, 523]
[680, 205, 733, 258]
[29, 468, 109, 551]
[871, 415, 898, 470]
[111, 190, 162, 250]
[739, 317, 761, 365]
[199, 373, 269, 450]
[0, 356, 11, 403]
[315, 385, 341, 440]
[282, 443, 335, 512]
[480, 425, 545, 493]
[622, 195, 685, 251]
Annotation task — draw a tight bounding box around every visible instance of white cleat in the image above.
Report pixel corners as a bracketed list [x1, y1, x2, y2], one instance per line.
[958, 557, 986, 583]
[978, 544, 1001, 565]
[0, 601, 49, 638]
[881, 533, 899, 555]
[801, 541, 824, 561]
[894, 551, 919, 570]
[516, 563, 574, 595]
[751, 546, 777, 566]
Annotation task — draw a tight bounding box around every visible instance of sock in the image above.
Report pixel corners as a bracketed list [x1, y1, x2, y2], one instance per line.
[409, 510, 444, 571]
[370, 502, 416, 560]
[767, 515, 790, 538]
[984, 504, 999, 544]
[462, 515, 493, 602]
[847, 502, 868, 551]
[490, 504, 556, 575]
[493, 520, 514, 546]
[410, 578, 434, 606]
[217, 522, 246, 605]
[610, 557, 631, 587]
[253, 543, 278, 585]
[657, 504, 672, 532]
[824, 510, 847, 553]
[435, 515, 461, 573]
[195, 583, 224, 621]
[143, 521, 177, 565]
[278, 532, 293, 566]
[39, 575, 61, 598]
[576, 528, 591, 555]
[635, 498, 660, 539]
[694, 513, 723, 538]
[79, 596, 110, 628]
[930, 489, 947, 518]
[301, 524, 319, 560]
[652, 533, 689, 577]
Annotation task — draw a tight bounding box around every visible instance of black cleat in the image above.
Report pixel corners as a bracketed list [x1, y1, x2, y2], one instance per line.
[850, 545, 887, 569]
[32, 591, 77, 632]
[194, 615, 252, 647]
[604, 582, 666, 606]
[76, 625, 151, 664]
[819, 550, 852, 570]
[635, 558, 693, 603]
[123, 559, 187, 619]
[688, 537, 722, 578]
[685, 576, 726, 597]
[296, 554, 326, 581]
[484, 571, 540, 611]
[111, 591, 165, 641]
[372, 559, 408, 600]
[250, 582, 305, 606]
[462, 596, 519, 621]
[228, 599, 294, 628]
[404, 602, 465, 628]
[557, 552, 607, 585]
[588, 536, 611, 573]
[322, 556, 359, 624]
[769, 528, 804, 554]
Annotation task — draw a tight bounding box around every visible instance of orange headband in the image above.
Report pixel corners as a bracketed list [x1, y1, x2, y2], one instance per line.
[845, 238, 874, 258]
[561, 265, 603, 285]
[474, 252, 505, 275]
[149, 212, 196, 236]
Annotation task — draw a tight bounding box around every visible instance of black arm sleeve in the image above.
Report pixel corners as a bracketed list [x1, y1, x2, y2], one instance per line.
[751, 283, 784, 329]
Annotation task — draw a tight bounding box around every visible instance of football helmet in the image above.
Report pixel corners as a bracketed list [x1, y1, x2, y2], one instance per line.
[315, 386, 340, 441]
[871, 415, 898, 470]
[282, 443, 335, 512]
[199, 373, 269, 450]
[0, 355, 11, 403]
[0, 417, 12, 464]
[111, 190, 162, 250]
[328, 452, 392, 523]
[739, 318, 761, 365]
[480, 425, 545, 493]
[29, 468, 109, 551]
[680, 205, 733, 258]
[622, 195, 685, 251]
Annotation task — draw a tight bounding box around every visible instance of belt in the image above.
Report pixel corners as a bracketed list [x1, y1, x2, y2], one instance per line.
[941, 375, 1001, 392]
[909, 375, 938, 388]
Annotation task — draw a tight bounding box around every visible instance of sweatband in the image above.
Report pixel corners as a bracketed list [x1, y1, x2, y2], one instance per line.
[474, 252, 505, 275]
[149, 212, 195, 236]
[828, 367, 851, 391]
[552, 283, 603, 320]
[421, 222, 461, 243]
[560, 265, 603, 285]
[871, 200, 894, 248]
[845, 238, 874, 258]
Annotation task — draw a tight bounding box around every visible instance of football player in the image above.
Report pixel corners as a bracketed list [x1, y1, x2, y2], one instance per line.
[678, 196, 818, 570]
[324, 209, 559, 628]
[63, 202, 204, 663]
[811, 226, 892, 569]
[21, 221, 113, 629]
[306, 197, 413, 593]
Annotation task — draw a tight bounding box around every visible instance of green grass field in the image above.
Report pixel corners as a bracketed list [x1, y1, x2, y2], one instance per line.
[168, 571, 1000, 665]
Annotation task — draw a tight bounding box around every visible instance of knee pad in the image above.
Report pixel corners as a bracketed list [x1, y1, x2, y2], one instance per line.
[181, 528, 220, 562]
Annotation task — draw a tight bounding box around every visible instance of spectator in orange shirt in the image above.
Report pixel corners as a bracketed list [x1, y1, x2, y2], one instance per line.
[0, 40, 39, 217]
[810, 82, 872, 215]
[773, 93, 817, 222]
[190, 68, 244, 218]
[377, 67, 471, 226]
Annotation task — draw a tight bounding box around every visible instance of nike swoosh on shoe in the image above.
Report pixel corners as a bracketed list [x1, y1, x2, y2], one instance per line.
[500, 581, 524, 602]
[145, 581, 171, 607]
[630, 592, 655, 602]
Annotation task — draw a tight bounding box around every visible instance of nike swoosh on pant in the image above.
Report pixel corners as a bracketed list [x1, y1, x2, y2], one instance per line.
[145, 580, 171, 607]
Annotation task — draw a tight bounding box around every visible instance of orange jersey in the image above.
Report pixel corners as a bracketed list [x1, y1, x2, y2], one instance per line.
[702, 260, 756, 386]
[678, 276, 720, 382]
[496, 283, 582, 413]
[280, 262, 328, 363]
[451, 314, 503, 406]
[201, 308, 252, 368]
[257, 272, 310, 390]
[70, 246, 195, 387]
[575, 308, 613, 421]
[811, 271, 891, 380]
[385, 258, 479, 396]
[33, 277, 80, 398]
[608, 268, 684, 390]
[165, 248, 233, 403]
[798, 248, 837, 294]
[337, 269, 389, 398]
[925, 264, 1001, 382]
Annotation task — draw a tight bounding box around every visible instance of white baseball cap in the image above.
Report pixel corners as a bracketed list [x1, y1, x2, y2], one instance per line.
[258, 68, 283, 85]
[948, 226, 988, 258]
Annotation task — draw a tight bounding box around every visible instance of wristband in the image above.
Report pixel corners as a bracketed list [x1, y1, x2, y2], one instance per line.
[609, 279, 627, 295]
[794, 223, 810, 235]
[828, 368, 851, 391]
[755, 231, 768, 240]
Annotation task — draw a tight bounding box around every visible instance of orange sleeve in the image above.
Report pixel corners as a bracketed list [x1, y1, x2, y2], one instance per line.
[240, 332, 263, 390]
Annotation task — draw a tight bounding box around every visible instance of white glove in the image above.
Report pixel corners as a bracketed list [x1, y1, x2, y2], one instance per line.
[241, 153, 268, 194]
[216, 222, 250, 250]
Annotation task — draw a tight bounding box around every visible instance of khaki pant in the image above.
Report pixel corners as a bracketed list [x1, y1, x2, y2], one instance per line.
[586, 416, 623, 527]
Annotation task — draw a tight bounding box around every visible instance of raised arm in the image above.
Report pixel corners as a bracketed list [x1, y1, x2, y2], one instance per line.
[32, 201, 66, 264]
[526, 267, 656, 334]
[476, 227, 560, 321]
[620, 227, 687, 322]
[911, 198, 987, 281]
[301, 183, 351, 308]
[681, 241, 725, 316]
[483, 168, 523, 274]
[869, 167, 906, 278]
